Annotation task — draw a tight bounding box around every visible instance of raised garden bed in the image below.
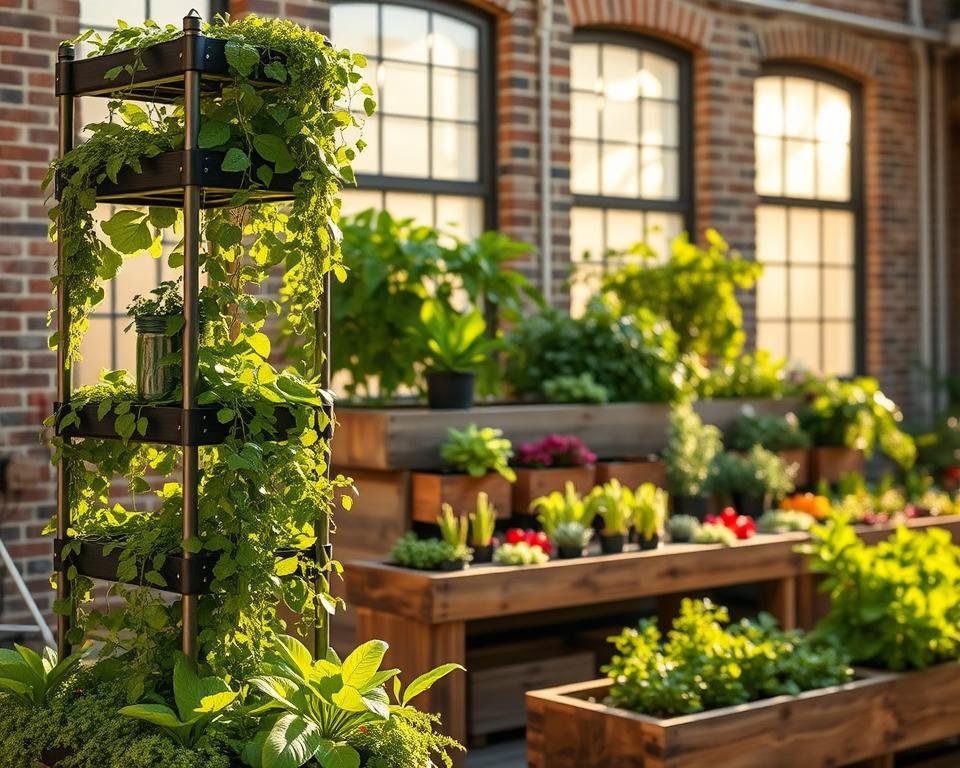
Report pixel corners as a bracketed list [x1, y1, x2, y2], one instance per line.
[595, 457, 667, 488]
[512, 465, 596, 514]
[410, 471, 512, 524]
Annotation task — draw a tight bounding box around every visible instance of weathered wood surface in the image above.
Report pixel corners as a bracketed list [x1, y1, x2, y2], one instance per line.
[411, 472, 512, 523]
[808, 446, 865, 484]
[595, 459, 667, 489]
[511, 465, 596, 514]
[333, 398, 800, 471]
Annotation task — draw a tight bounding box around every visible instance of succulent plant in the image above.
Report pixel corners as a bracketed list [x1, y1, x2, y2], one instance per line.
[531, 481, 590, 535]
[585, 480, 631, 536]
[552, 520, 592, 550]
[468, 492, 498, 547]
[437, 503, 468, 548]
[630, 483, 669, 540]
[665, 514, 701, 543]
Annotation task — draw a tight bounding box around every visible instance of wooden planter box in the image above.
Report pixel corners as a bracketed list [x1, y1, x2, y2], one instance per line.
[411, 471, 512, 523]
[778, 448, 809, 487]
[808, 446, 864, 484]
[528, 662, 960, 768]
[512, 465, 596, 514]
[595, 458, 666, 489]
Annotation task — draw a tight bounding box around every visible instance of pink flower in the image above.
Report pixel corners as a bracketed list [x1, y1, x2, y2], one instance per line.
[515, 434, 596, 468]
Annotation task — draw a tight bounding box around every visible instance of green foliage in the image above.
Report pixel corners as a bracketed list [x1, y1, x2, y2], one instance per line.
[503, 300, 682, 403]
[352, 708, 462, 768]
[808, 516, 960, 670]
[541, 373, 610, 404]
[603, 599, 852, 717]
[0, 643, 89, 708]
[493, 542, 550, 565]
[413, 300, 501, 373]
[664, 403, 722, 496]
[437, 504, 468, 548]
[601, 229, 763, 363]
[468, 492, 497, 546]
[728, 409, 810, 452]
[390, 534, 469, 570]
[585, 480, 631, 536]
[665, 514, 701, 543]
[694, 350, 788, 399]
[756, 509, 814, 533]
[551, 521, 592, 549]
[119, 655, 237, 748]
[800, 377, 917, 469]
[531, 481, 590, 535]
[711, 446, 795, 501]
[691, 523, 736, 546]
[439, 424, 516, 481]
[630, 483, 668, 540]
[126, 278, 183, 318]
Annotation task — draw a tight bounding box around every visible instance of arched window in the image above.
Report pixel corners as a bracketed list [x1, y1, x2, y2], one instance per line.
[331, 0, 494, 240]
[569, 33, 693, 315]
[754, 68, 862, 375]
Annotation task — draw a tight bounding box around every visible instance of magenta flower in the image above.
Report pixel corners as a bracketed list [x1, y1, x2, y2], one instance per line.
[515, 434, 596, 468]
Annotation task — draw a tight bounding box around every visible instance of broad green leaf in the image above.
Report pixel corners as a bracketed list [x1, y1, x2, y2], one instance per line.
[262, 713, 324, 768]
[249, 332, 271, 359]
[317, 742, 360, 768]
[222, 148, 251, 173]
[148, 207, 177, 229]
[173, 656, 203, 720]
[274, 556, 299, 577]
[401, 663, 464, 707]
[194, 690, 238, 714]
[217, 408, 236, 424]
[253, 134, 295, 174]
[264, 60, 287, 82]
[331, 685, 366, 713]
[361, 687, 391, 719]
[248, 675, 300, 709]
[13, 645, 44, 682]
[119, 703, 184, 730]
[101, 209, 151, 254]
[272, 635, 314, 679]
[198, 120, 230, 149]
[340, 640, 387, 690]
[225, 39, 260, 77]
[256, 164, 274, 188]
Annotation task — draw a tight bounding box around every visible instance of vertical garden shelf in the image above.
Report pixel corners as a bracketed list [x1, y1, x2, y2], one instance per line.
[51, 13, 333, 659]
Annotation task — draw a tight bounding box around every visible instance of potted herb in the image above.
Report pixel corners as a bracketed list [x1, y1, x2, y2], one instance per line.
[531, 481, 592, 558]
[630, 482, 668, 550]
[728, 408, 811, 486]
[125, 279, 186, 402]
[711, 445, 795, 518]
[585, 480, 631, 554]
[664, 403, 722, 520]
[665, 513, 701, 543]
[437, 503, 471, 570]
[595, 452, 667, 490]
[493, 540, 550, 565]
[512, 434, 597, 513]
[411, 424, 515, 523]
[469, 491, 498, 563]
[800, 376, 916, 482]
[413, 299, 501, 409]
[389, 532, 471, 571]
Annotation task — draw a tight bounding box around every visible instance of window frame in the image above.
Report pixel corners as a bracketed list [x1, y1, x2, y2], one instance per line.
[333, 0, 497, 230]
[570, 30, 695, 234]
[755, 63, 865, 375]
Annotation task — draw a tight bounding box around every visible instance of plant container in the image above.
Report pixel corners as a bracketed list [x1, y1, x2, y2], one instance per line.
[637, 533, 659, 551]
[671, 494, 709, 521]
[512, 464, 597, 513]
[557, 545, 585, 559]
[595, 457, 666, 489]
[731, 493, 765, 519]
[411, 471, 512, 524]
[426, 370, 475, 409]
[134, 313, 182, 401]
[778, 448, 809, 487]
[471, 544, 494, 563]
[808, 446, 864, 484]
[440, 559, 467, 571]
[599, 533, 625, 554]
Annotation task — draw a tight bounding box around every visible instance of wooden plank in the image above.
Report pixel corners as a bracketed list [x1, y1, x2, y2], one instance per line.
[411, 472, 512, 523]
[332, 468, 410, 559]
[333, 399, 800, 471]
[760, 576, 798, 630]
[512, 465, 596, 514]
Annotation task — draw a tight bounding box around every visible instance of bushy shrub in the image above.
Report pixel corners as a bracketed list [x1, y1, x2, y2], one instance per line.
[728, 409, 810, 452]
[664, 403, 722, 496]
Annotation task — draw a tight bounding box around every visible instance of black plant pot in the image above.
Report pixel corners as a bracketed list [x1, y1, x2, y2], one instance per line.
[471, 544, 494, 564]
[557, 545, 584, 559]
[600, 533, 625, 554]
[440, 559, 466, 571]
[672, 494, 710, 521]
[426, 371, 475, 409]
[638, 533, 660, 550]
[732, 493, 765, 519]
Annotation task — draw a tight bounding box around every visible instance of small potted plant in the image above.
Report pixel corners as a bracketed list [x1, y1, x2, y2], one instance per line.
[411, 424, 515, 523]
[728, 408, 811, 486]
[125, 279, 186, 402]
[413, 299, 501, 409]
[665, 513, 701, 543]
[493, 539, 550, 565]
[664, 403, 722, 520]
[437, 503, 471, 570]
[711, 445, 796, 518]
[595, 452, 667, 490]
[512, 434, 597, 513]
[468, 491, 497, 563]
[389, 532, 471, 571]
[531, 481, 592, 558]
[630, 482, 668, 550]
[585, 480, 631, 554]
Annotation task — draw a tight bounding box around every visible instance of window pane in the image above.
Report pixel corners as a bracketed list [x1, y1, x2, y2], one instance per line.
[788, 208, 820, 264]
[433, 122, 478, 181]
[432, 68, 477, 121]
[340, 189, 384, 216]
[571, 92, 599, 139]
[153, 0, 212, 25]
[823, 266, 854, 320]
[383, 191, 431, 222]
[570, 207, 604, 263]
[640, 52, 678, 99]
[602, 144, 640, 196]
[642, 101, 678, 147]
[755, 137, 783, 196]
[82, 2, 144, 27]
[644, 212, 682, 264]
[76, 317, 114, 386]
[757, 205, 787, 263]
[602, 46, 640, 101]
[606, 209, 644, 252]
[382, 117, 429, 176]
[756, 321, 788, 360]
[571, 44, 599, 92]
[790, 266, 821, 319]
[823, 321, 854, 375]
[641, 146, 677, 199]
[331, 3, 379, 57]
[436, 195, 484, 239]
[823, 210, 854, 265]
[571, 140, 600, 195]
[754, 77, 783, 136]
[381, 61, 428, 116]
[115, 253, 162, 313]
[382, 5, 428, 62]
[790, 322, 821, 370]
[346, 114, 379, 174]
[601, 99, 639, 142]
[570, 264, 602, 318]
[784, 77, 816, 139]
[816, 83, 851, 143]
[432, 15, 478, 69]
[817, 143, 850, 201]
[757, 265, 787, 320]
[784, 139, 815, 198]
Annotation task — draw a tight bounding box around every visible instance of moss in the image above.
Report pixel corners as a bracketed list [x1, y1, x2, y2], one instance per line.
[352, 710, 463, 768]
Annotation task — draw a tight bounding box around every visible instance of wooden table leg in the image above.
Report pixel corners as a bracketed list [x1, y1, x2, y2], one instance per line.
[796, 572, 817, 631]
[356, 607, 467, 766]
[761, 576, 797, 630]
[657, 592, 684, 631]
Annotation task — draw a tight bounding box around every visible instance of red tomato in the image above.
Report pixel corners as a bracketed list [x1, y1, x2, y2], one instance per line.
[505, 528, 526, 545]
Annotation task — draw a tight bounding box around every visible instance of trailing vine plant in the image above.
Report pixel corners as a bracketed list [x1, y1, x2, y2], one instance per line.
[43, 14, 371, 681]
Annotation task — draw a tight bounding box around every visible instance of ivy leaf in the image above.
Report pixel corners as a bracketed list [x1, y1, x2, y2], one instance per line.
[218, 223, 243, 248]
[104, 65, 124, 81]
[148, 207, 177, 230]
[248, 332, 271, 359]
[221, 148, 251, 173]
[363, 97, 376, 117]
[96, 399, 113, 421]
[225, 39, 261, 77]
[256, 165, 274, 188]
[217, 408, 236, 424]
[101, 210, 151, 254]
[198, 120, 230, 149]
[253, 134, 295, 174]
[274, 556, 299, 577]
[136, 416, 148, 436]
[118, 103, 149, 127]
[264, 60, 287, 82]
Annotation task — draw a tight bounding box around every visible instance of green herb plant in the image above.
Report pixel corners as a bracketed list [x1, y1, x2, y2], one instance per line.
[0, 643, 90, 708]
[586, 480, 631, 536]
[413, 299, 501, 374]
[728, 409, 810, 452]
[630, 483, 668, 540]
[493, 542, 550, 565]
[664, 403, 722, 497]
[389, 533, 469, 570]
[711, 446, 795, 504]
[531, 481, 590, 535]
[437, 503, 469, 548]
[691, 522, 736, 546]
[756, 509, 814, 533]
[468, 492, 497, 547]
[439, 424, 516, 481]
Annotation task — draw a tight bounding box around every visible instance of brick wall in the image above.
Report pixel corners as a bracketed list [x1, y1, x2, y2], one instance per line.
[0, 0, 951, 632]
